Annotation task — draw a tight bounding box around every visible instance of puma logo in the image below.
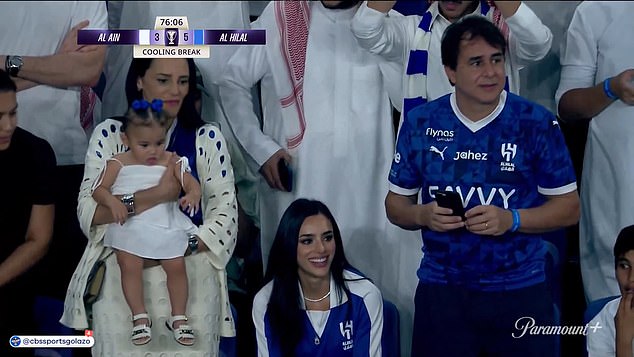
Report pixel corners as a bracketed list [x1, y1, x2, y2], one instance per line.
[430, 145, 447, 160]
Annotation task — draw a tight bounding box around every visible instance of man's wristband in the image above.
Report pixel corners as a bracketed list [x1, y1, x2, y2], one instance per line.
[510, 209, 520, 232]
[603, 78, 618, 100]
[120, 193, 136, 217]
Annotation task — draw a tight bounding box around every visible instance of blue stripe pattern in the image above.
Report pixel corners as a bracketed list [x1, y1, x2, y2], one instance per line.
[418, 11, 433, 32]
[480, 1, 491, 16]
[406, 50, 429, 75]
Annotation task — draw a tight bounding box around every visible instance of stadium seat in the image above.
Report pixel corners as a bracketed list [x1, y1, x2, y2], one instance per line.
[382, 299, 400, 357]
[32, 296, 73, 357]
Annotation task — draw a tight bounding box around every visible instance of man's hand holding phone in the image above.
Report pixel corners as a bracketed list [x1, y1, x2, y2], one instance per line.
[260, 149, 293, 192]
[420, 190, 466, 232]
[277, 159, 293, 192]
[435, 190, 466, 220]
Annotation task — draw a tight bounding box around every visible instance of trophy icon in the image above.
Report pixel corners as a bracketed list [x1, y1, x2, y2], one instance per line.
[165, 28, 178, 46]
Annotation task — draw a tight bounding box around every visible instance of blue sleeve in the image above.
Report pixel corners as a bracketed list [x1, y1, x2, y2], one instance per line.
[533, 113, 577, 195]
[354, 289, 383, 357]
[389, 111, 422, 196]
[345, 274, 384, 357]
[253, 285, 280, 357]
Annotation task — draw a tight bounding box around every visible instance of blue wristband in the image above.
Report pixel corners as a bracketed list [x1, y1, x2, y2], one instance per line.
[603, 78, 618, 100]
[510, 209, 520, 232]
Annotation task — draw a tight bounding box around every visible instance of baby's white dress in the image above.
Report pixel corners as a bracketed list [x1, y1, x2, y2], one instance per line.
[103, 161, 196, 259]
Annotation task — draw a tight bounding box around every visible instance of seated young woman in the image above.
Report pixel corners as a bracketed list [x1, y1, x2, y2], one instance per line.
[253, 198, 384, 356]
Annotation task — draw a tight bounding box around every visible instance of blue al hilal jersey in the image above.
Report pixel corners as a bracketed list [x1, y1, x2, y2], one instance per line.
[389, 91, 577, 291]
[253, 270, 383, 356]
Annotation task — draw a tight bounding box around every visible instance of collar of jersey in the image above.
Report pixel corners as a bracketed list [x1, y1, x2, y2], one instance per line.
[450, 90, 507, 133]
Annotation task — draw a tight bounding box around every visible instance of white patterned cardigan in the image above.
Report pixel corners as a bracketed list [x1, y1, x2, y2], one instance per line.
[60, 119, 238, 337]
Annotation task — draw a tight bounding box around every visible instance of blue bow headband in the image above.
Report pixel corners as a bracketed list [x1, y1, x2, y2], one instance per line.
[131, 99, 163, 112]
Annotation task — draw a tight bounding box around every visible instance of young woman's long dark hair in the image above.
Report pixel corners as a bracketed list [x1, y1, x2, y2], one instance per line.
[264, 198, 354, 357]
[124, 58, 204, 130]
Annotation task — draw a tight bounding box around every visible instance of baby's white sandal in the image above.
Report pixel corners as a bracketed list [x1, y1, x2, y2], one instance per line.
[165, 315, 195, 346]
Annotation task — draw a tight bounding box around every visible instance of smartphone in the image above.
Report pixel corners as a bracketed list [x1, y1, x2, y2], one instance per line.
[278, 159, 293, 192]
[435, 190, 465, 220]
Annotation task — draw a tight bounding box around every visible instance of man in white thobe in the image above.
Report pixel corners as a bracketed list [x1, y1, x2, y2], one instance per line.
[218, 0, 417, 334]
[351, 0, 552, 119]
[556, 2, 634, 303]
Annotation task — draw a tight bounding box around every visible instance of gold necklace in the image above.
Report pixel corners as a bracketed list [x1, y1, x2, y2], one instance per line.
[303, 290, 330, 303]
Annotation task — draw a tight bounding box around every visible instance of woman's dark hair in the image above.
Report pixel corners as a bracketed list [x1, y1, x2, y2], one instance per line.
[124, 58, 204, 130]
[264, 198, 354, 357]
[0, 70, 17, 93]
[441, 14, 507, 70]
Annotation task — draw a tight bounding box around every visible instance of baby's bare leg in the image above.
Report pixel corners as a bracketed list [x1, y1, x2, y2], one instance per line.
[160, 256, 189, 319]
[116, 250, 150, 333]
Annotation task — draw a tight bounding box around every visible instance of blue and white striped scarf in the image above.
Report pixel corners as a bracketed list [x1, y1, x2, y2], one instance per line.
[403, 0, 509, 118]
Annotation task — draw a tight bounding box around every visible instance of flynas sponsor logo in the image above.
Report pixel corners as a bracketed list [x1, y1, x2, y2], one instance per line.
[340, 320, 353, 350]
[425, 127, 454, 142]
[429, 146, 447, 160]
[453, 150, 488, 161]
[429, 186, 516, 209]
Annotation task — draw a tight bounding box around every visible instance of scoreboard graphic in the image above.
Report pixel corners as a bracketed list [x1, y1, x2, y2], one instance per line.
[78, 16, 265, 58]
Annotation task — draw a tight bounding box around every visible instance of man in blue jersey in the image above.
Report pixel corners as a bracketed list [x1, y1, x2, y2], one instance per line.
[385, 16, 580, 357]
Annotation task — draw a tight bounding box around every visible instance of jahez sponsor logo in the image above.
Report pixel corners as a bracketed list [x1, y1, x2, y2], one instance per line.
[453, 150, 488, 161]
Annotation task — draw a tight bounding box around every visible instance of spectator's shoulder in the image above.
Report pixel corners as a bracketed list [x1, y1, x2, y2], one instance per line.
[198, 122, 222, 134]
[18, 127, 54, 154]
[196, 123, 227, 146]
[255, 1, 278, 25]
[506, 92, 555, 126]
[253, 280, 274, 308]
[386, 9, 405, 18]
[407, 94, 451, 122]
[344, 269, 382, 300]
[96, 118, 123, 133]
[12, 128, 56, 168]
[576, 1, 608, 14]
[573, 1, 619, 26]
